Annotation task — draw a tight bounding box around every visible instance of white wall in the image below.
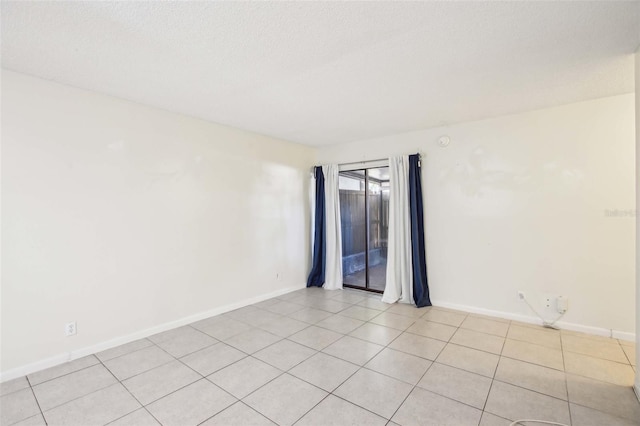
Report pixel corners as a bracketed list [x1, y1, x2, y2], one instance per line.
[1, 71, 315, 376]
[634, 49, 640, 398]
[318, 94, 636, 336]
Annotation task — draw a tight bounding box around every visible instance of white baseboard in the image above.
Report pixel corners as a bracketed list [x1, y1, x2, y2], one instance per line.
[431, 299, 636, 343]
[0, 284, 304, 383]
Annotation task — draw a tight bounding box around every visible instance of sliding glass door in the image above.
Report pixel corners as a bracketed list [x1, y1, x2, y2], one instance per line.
[339, 167, 389, 292]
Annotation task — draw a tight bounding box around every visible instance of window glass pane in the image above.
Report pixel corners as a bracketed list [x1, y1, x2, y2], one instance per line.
[367, 167, 389, 291]
[339, 170, 366, 287]
[339, 167, 389, 292]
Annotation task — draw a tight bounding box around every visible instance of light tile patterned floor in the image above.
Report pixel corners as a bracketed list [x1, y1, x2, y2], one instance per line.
[1, 287, 639, 426]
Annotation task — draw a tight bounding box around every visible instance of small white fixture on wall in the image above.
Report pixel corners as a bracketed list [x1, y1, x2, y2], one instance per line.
[64, 322, 77, 336]
[438, 135, 451, 148]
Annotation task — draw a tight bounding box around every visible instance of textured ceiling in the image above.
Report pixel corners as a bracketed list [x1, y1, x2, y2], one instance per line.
[2, 1, 639, 146]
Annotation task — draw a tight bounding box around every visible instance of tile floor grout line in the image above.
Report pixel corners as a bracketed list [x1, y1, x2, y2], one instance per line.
[159, 378, 237, 426]
[8, 412, 47, 426]
[360, 356, 435, 388]
[32, 380, 121, 416]
[289, 392, 333, 425]
[503, 335, 562, 351]
[256, 321, 316, 343]
[123, 341, 222, 410]
[0, 381, 32, 399]
[481, 378, 495, 416]
[401, 328, 457, 344]
[384, 357, 429, 423]
[328, 307, 434, 423]
[561, 368, 636, 388]
[434, 341, 501, 368]
[479, 330, 502, 423]
[201, 353, 264, 389]
[567, 399, 640, 424]
[344, 331, 402, 348]
[258, 346, 319, 374]
[158, 338, 220, 359]
[222, 329, 284, 353]
[98, 357, 164, 426]
[408, 385, 489, 421]
[195, 401, 274, 426]
[416, 358, 501, 415]
[620, 345, 635, 365]
[133, 370, 200, 408]
[109, 350, 176, 383]
[282, 334, 332, 353]
[24, 375, 47, 426]
[489, 376, 570, 403]
[217, 326, 291, 355]
[416, 359, 491, 402]
[239, 362, 344, 425]
[498, 322, 511, 357]
[235, 351, 360, 402]
[458, 326, 509, 339]
[197, 324, 259, 343]
[329, 392, 394, 423]
[324, 362, 386, 417]
[498, 353, 564, 372]
[561, 347, 633, 366]
[424, 323, 500, 343]
[212, 350, 295, 401]
[481, 319, 502, 420]
[559, 328, 573, 426]
[203, 344, 253, 371]
[185, 322, 218, 334]
[25, 357, 101, 387]
[285, 328, 344, 352]
[95, 339, 155, 364]
[94, 337, 155, 363]
[558, 338, 635, 386]
[176, 339, 230, 360]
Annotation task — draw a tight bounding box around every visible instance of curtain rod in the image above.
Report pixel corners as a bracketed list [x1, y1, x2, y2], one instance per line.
[339, 153, 423, 167]
[311, 153, 422, 173]
[312, 158, 388, 173]
[338, 158, 388, 167]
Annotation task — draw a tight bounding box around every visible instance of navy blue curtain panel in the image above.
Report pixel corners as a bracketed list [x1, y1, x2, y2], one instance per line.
[307, 167, 326, 287]
[409, 154, 432, 307]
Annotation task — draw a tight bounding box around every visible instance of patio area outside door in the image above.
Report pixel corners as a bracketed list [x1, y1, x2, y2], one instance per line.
[338, 167, 389, 293]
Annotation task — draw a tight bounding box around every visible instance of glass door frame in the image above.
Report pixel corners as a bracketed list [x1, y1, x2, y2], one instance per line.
[340, 167, 388, 294]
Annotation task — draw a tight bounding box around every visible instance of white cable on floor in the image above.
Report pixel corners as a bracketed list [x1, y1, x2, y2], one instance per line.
[522, 296, 565, 329]
[509, 420, 569, 426]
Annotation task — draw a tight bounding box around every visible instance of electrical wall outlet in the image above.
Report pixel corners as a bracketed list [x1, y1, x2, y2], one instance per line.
[65, 322, 77, 336]
[556, 296, 568, 314]
[517, 291, 525, 301]
[540, 293, 559, 317]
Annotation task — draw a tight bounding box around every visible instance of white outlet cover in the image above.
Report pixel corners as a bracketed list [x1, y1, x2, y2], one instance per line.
[556, 296, 568, 313]
[65, 322, 77, 336]
[540, 293, 558, 317]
